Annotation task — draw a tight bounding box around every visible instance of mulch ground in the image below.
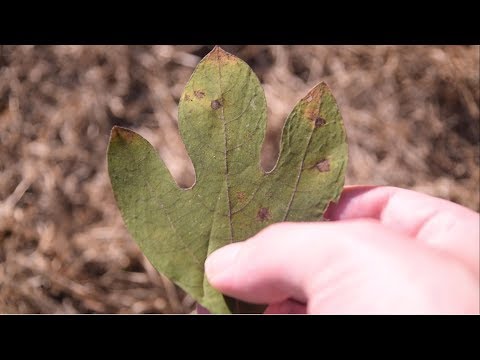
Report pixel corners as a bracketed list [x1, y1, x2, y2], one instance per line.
[0, 45, 478, 313]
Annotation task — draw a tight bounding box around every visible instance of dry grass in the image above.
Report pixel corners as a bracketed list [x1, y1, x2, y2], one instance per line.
[0, 45, 478, 313]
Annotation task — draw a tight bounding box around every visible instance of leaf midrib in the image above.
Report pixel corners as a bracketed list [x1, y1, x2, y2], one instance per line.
[217, 56, 234, 245]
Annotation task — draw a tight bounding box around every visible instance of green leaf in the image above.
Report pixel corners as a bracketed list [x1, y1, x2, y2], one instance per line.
[107, 46, 348, 313]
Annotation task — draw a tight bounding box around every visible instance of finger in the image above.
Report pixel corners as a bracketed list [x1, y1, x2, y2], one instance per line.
[205, 220, 400, 304]
[324, 186, 479, 277]
[196, 304, 210, 314]
[264, 300, 307, 314]
[205, 221, 479, 313]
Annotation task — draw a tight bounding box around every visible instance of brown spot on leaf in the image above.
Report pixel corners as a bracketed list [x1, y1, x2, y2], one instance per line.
[236, 191, 246, 202]
[257, 207, 271, 222]
[211, 99, 222, 110]
[194, 90, 205, 99]
[315, 117, 326, 127]
[184, 94, 191, 101]
[316, 159, 330, 172]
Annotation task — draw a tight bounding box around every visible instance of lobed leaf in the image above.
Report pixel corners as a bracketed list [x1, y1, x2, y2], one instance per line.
[107, 47, 348, 313]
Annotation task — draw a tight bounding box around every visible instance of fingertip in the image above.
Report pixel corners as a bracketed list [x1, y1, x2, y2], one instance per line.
[205, 242, 243, 285]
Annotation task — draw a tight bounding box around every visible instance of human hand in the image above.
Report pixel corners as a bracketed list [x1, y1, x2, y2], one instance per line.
[204, 186, 479, 314]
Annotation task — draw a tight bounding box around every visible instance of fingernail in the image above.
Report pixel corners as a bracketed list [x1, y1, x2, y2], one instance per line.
[205, 243, 242, 283]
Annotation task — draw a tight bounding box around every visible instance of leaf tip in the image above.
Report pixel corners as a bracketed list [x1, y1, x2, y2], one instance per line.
[110, 126, 137, 144]
[206, 46, 237, 63]
[211, 45, 225, 54]
[303, 81, 331, 103]
[299, 81, 337, 125]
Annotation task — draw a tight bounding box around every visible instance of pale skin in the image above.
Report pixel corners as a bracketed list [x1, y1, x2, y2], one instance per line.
[204, 186, 480, 314]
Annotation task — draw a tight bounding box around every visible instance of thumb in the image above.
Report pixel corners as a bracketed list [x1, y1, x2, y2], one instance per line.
[205, 221, 478, 314]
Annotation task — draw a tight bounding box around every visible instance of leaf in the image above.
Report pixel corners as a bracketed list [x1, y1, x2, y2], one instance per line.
[107, 46, 348, 313]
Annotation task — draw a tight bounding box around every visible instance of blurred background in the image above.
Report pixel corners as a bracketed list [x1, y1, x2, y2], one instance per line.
[0, 45, 478, 313]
